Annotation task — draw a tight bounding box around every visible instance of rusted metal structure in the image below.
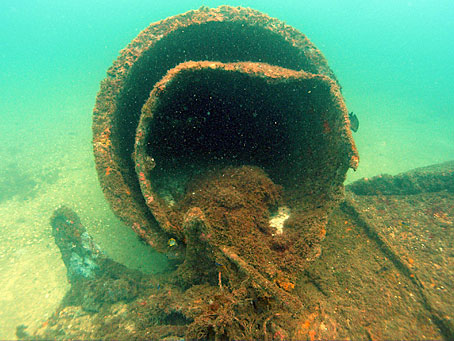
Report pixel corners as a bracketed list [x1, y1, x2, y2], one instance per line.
[89, 5, 359, 338]
[18, 7, 454, 340]
[26, 162, 454, 340]
[93, 5, 357, 254]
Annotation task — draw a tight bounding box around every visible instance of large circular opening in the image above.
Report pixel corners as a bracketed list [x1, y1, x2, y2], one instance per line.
[115, 21, 310, 172]
[93, 6, 358, 253]
[135, 62, 344, 209]
[147, 69, 302, 174]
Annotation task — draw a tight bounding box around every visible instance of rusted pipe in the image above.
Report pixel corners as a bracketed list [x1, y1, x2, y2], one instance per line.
[92, 6, 358, 257]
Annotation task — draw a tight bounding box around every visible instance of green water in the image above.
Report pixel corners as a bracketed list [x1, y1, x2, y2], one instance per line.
[0, 0, 453, 338]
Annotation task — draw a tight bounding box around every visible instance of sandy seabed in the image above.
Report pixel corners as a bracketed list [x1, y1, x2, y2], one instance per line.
[0, 115, 167, 340]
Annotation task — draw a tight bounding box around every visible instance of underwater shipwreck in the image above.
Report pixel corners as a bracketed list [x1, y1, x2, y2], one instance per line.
[19, 6, 453, 340]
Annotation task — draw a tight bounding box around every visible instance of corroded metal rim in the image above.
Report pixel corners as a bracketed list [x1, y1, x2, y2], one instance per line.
[92, 6, 358, 252]
[133, 61, 357, 242]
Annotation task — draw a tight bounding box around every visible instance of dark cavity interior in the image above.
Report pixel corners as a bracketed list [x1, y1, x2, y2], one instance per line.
[114, 21, 310, 173]
[146, 68, 323, 186]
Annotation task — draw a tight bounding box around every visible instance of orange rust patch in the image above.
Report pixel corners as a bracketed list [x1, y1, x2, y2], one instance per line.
[276, 279, 295, 292]
[309, 329, 317, 340]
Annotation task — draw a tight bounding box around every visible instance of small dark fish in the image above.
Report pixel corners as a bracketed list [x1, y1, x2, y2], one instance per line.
[349, 112, 359, 132]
